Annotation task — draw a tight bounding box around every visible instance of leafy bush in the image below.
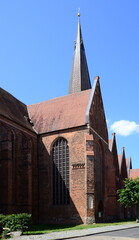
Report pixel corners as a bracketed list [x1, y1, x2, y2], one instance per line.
[117, 177, 139, 207]
[0, 213, 31, 232]
[0, 222, 3, 234]
[0, 214, 6, 223]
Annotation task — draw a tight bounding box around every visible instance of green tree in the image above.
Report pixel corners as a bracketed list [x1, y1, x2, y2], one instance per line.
[117, 177, 139, 222]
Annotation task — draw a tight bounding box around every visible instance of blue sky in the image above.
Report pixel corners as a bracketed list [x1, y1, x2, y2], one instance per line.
[0, 0, 139, 168]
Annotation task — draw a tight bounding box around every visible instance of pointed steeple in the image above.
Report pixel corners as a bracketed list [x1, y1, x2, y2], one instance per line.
[68, 13, 92, 94]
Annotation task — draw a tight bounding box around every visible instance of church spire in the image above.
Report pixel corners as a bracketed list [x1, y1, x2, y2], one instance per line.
[68, 13, 92, 94]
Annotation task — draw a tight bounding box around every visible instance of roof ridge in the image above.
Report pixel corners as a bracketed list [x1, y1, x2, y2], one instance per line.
[28, 89, 92, 107]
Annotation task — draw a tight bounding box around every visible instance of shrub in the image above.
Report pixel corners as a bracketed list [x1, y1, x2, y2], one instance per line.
[0, 222, 3, 234]
[0, 213, 31, 232]
[0, 215, 6, 223]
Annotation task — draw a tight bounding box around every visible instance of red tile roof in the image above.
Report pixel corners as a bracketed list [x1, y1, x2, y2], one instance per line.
[130, 169, 139, 179]
[28, 89, 92, 134]
[118, 155, 121, 164]
[108, 139, 112, 151]
[117, 155, 121, 170]
[0, 88, 34, 131]
[126, 158, 129, 167]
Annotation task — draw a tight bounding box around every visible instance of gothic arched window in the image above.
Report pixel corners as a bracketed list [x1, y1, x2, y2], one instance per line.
[52, 138, 70, 205]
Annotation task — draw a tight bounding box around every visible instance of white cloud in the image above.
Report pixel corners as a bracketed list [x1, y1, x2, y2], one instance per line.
[110, 120, 139, 136]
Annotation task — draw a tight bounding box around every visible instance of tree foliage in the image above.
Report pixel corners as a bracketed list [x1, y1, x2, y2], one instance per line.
[117, 177, 139, 208]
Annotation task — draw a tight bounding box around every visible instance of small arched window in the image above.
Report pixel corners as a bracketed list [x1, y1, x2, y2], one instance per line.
[52, 138, 70, 205]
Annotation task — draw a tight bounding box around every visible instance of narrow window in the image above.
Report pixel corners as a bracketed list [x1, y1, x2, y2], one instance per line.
[88, 195, 93, 209]
[52, 138, 70, 205]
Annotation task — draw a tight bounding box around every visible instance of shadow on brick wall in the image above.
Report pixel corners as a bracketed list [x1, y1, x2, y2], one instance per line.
[37, 137, 82, 224]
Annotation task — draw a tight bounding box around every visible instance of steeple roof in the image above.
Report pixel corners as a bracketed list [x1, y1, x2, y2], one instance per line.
[68, 15, 92, 94]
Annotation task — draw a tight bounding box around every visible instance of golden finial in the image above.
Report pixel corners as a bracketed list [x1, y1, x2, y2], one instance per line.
[78, 8, 80, 17]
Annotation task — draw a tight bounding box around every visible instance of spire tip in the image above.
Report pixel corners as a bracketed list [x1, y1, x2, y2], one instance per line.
[78, 8, 80, 17]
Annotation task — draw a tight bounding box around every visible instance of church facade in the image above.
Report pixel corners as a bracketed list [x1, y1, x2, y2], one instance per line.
[0, 16, 137, 224]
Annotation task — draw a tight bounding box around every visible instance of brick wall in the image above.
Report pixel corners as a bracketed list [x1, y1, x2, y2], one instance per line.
[0, 120, 37, 218]
[38, 127, 89, 224]
[86, 78, 117, 222]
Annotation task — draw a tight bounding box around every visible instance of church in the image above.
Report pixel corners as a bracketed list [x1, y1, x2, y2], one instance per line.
[0, 14, 138, 224]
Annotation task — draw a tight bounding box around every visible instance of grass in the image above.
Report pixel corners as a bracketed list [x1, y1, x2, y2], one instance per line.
[23, 219, 136, 235]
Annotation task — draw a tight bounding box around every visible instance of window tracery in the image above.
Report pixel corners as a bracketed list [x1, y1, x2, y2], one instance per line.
[52, 138, 70, 205]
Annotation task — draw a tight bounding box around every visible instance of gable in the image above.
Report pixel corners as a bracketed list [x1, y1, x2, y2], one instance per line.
[119, 149, 128, 179]
[109, 134, 119, 177]
[86, 77, 108, 142]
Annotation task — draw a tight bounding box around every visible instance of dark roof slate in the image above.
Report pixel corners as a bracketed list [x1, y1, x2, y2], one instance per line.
[0, 87, 34, 132]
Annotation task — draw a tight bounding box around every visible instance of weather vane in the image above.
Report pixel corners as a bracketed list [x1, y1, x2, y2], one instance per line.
[78, 8, 80, 17]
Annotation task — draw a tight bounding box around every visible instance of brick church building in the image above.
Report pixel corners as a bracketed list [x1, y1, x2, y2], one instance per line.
[0, 15, 138, 224]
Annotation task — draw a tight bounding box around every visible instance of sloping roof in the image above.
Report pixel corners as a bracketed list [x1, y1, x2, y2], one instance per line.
[0, 87, 34, 132]
[130, 169, 139, 179]
[108, 139, 112, 151]
[28, 89, 92, 134]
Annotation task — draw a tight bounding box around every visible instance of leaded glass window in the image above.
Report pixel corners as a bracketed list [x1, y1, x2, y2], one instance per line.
[52, 138, 70, 205]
